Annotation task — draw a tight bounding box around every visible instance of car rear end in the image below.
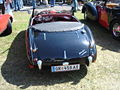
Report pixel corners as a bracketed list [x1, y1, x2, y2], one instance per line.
[26, 22, 97, 72]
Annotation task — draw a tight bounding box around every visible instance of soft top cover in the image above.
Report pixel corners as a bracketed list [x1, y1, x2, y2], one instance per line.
[30, 21, 84, 32]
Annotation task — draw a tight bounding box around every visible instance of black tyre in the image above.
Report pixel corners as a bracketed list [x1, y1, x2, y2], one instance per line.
[110, 20, 120, 40]
[1, 20, 12, 36]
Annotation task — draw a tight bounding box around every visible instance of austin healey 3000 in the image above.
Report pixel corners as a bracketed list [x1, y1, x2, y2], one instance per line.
[26, 9, 97, 72]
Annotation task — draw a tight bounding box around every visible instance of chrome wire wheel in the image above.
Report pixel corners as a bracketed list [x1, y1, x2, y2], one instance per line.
[112, 23, 120, 38]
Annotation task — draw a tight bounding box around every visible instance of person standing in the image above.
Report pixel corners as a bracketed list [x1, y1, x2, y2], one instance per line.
[14, 0, 20, 11]
[0, 0, 5, 14]
[77, 0, 85, 10]
[44, 0, 49, 7]
[50, 0, 55, 7]
[5, 0, 13, 17]
[71, 0, 79, 15]
[32, 0, 36, 8]
[19, 0, 23, 9]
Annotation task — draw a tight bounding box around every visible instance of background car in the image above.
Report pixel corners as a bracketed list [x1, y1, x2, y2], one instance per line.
[26, 9, 97, 72]
[0, 14, 12, 36]
[82, 0, 120, 39]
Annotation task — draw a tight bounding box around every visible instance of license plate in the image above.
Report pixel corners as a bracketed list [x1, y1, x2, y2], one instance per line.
[51, 64, 80, 72]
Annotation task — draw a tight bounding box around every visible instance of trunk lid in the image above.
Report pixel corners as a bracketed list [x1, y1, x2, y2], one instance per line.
[33, 30, 90, 60]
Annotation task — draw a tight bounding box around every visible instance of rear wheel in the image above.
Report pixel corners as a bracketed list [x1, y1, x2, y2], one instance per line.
[1, 20, 12, 36]
[110, 20, 120, 40]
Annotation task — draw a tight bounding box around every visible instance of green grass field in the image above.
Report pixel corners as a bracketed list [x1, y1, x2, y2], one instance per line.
[0, 11, 120, 90]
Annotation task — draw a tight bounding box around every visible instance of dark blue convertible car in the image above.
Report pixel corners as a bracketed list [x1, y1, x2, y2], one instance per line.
[26, 10, 97, 72]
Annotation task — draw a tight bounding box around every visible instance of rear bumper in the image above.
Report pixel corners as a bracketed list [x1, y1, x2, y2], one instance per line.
[30, 54, 97, 67]
[42, 58, 87, 66]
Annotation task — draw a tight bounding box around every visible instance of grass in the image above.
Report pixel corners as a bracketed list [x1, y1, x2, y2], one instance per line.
[0, 11, 120, 90]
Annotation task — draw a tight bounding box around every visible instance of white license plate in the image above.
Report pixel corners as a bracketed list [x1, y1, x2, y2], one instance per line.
[51, 64, 80, 72]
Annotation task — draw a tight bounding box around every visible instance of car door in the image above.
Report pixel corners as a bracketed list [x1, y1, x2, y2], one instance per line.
[97, 5, 109, 29]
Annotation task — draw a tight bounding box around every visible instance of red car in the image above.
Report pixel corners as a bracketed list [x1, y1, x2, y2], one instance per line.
[82, 0, 120, 39]
[0, 14, 12, 36]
